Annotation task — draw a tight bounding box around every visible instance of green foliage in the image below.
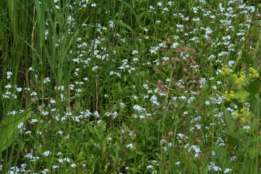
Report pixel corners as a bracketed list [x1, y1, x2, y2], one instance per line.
[0, 107, 31, 153]
[1, 0, 261, 173]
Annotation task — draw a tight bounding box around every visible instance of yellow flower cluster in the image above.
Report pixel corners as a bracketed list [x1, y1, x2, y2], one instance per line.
[231, 72, 246, 84]
[240, 106, 250, 123]
[233, 110, 239, 118]
[238, 72, 246, 83]
[232, 107, 250, 124]
[224, 90, 234, 101]
[221, 65, 232, 76]
[249, 67, 259, 79]
[222, 65, 259, 125]
[222, 65, 259, 84]
[230, 71, 249, 90]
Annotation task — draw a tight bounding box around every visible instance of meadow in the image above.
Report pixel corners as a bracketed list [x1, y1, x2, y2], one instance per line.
[0, 0, 261, 173]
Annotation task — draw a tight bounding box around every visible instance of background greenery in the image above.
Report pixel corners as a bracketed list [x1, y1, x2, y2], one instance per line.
[0, 0, 261, 173]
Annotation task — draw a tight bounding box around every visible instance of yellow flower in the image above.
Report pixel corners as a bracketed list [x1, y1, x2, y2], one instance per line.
[241, 117, 245, 123]
[224, 90, 235, 101]
[245, 110, 250, 117]
[240, 106, 245, 112]
[239, 106, 251, 124]
[249, 67, 259, 79]
[221, 65, 232, 76]
[238, 72, 246, 82]
[224, 90, 230, 101]
[232, 74, 239, 84]
[229, 90, 234, 98]
[233, 110, 239, 118]
[254, 72, 259, 78]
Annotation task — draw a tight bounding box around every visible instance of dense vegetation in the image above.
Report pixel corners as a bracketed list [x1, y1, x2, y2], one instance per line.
[0, 0, 261, 173]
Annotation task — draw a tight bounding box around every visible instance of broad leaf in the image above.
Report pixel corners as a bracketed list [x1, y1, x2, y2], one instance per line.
[0, 107, 31, 153]
[232, 91, 250, 103]
[245, 80, 260, 100]
[242, 48, 253, 68]
[223, 110, 235, 135]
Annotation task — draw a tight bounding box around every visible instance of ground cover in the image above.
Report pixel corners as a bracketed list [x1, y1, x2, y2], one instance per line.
[0, 0, 261, 173]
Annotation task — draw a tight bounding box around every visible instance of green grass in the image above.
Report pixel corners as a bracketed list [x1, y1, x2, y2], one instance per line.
[0, 0, 261, 173]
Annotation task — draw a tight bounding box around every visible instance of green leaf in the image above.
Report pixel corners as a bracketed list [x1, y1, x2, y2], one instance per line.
[7, 0, 18, 43]
[117, 82, 122, 91]
[118, 0, 137, 18]
[137, 10, 147, 23]
[226, 135, 240, 148]
[247, 145, 259, 160]
[245, 80, 260, 100]
[78, 151, 87, 161]
[244, 31, 249, 46]
[249, 118, 259, 133]
[0, 108, 32, 153]
[252, 26, 257, 39]
[234, 56, 244, 74]
[230, 98, 243, 109]
[113, 20, 134, 33]
[61, 16, 90, 65]
[253, 51, 261, 69]
[34, 0, 44, 47]
[223, 110, 236, 135]
[136, 151, 146, 156]
[232, 91, 250, 103]
[242, 48, 254, 68]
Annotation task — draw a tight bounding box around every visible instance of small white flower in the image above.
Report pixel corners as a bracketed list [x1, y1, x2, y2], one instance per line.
[217, 81, 222, 85]
[5, 84, 12, 89]
[212, 86, 217, 90]
[52, 165, 59, 169]
[132, 50, 138, 55]
[94, 111, 99, 117]
[17, 122, 24, 129]
[57, 86, 64, 91]
[92, 66, 98, 71]
[16, 87, 23, 92]
[43, 151, 51, 156]
[205, 101, 210, 105]
[28, 67, 34, 71]
[157, 2, 163, 6]
[109, 21, 114, 28]
[60, 94, 65, 101]
[172, 42, 179, 48]
[243, 126, 251, 130]
[31, 119, 38, 124]
[147, 165, 153, 169]
[228, 60, 235, 67]
[6, 71, 12, 79]
[57, 130, 63, 135]
[25, 131, 31, 134]
[50, 99, 56, 104]
[126, 143, 133, 149]
[64, 158, 70, 163]
[224, 168, 233, 173]
[71, 164, 77, 168]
